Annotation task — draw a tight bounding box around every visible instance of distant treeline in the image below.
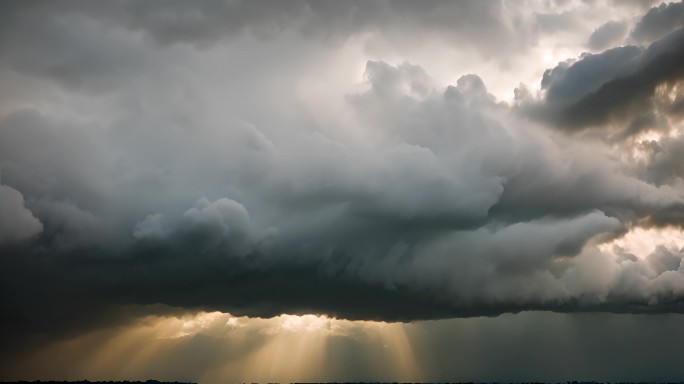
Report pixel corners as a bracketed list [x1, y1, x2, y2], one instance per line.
[0, 381, 196, 384]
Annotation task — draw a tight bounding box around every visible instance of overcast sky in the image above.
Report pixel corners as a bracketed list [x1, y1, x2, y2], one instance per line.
[2, 0, 684, 382]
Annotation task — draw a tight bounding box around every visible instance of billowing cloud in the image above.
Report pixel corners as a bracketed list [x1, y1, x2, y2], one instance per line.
[0, 182, 42, 244]
[632, 1, 684, 43]
[521, 25, 684, 135]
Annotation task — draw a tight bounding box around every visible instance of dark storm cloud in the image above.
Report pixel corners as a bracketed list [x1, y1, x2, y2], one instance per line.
[632, 1, 684, 43]
[520, 26, 684, 135]
[3, 59, 684, 335]
[2, 0, 684, 359]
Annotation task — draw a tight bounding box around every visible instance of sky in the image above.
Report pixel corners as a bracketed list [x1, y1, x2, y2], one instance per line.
[2, 0, 684, 382]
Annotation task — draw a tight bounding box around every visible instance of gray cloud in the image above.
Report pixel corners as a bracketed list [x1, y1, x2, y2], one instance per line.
[646, 135, 684, 185]
[588, 20, 628, 50]
[0, 0, 538, 80]
[536, 11, 582, 34]
[632, 1, 684, 43]
[521, 26, 684, 136]
[0, 182, 42, 244]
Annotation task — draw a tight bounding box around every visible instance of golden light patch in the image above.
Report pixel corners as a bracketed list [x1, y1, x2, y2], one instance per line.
[7, 311, 423, 384]
[599, 226, 684, 259]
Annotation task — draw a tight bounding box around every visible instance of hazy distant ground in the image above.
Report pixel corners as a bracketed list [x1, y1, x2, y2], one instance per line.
[2, 381, 684, 384]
